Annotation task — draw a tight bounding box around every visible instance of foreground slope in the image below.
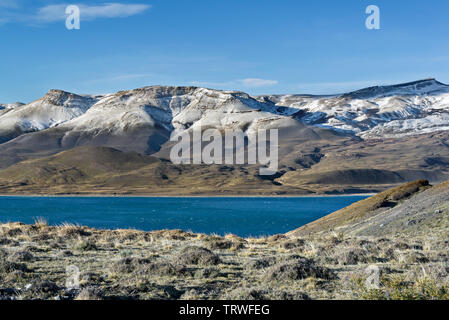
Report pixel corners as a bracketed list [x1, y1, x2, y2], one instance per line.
[289, 179, 449, 237]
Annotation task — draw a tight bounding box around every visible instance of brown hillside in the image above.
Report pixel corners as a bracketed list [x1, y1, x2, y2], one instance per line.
[288, 179, 431, 236]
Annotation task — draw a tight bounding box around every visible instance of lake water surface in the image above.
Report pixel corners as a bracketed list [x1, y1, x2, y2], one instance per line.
[0, 196, 367, 237]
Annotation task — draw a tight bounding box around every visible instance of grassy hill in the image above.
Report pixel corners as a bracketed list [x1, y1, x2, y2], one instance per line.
[0, 146, 310, 195]
[289, 179, 449, 238]
[1, 127, 449, 195]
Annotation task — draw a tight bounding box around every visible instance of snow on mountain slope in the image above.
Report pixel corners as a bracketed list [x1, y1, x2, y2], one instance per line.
[0, 86, 300, 161]
[0, 102, 25, 117]
[257, 79, 449, 138]
[56, 86, 296, 137]
[0, 79, 448, 148]
[0, 90, 99, 143]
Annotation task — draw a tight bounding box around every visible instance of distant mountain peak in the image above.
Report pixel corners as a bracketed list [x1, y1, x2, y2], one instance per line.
[342, 78, 448, 99]
[0, 102, 24, 110]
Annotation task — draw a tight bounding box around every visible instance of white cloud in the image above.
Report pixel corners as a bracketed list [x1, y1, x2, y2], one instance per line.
[238, 78, 279, 87]
[36, 3, 151, 22]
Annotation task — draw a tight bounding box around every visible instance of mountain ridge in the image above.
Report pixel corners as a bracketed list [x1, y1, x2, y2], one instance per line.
[0, 79, 449, 194]
[1, 78, 448, 143]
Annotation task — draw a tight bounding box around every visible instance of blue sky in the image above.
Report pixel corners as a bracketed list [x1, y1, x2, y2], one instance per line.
[1, 0, 448, 103]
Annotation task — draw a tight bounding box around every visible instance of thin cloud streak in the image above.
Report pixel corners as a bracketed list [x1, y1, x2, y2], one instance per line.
[37, 3, 151, 22]
[0, 3, 151, 25]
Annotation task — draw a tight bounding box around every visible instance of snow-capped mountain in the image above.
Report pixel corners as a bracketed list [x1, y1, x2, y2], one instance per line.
[0, 90, 99, 143]
[258, 79, 449, 138]
[0, 79, 448, 152]
[0, 86, 298, 147]
[0, 102, 25, 116]
[58, 86, 295, 136]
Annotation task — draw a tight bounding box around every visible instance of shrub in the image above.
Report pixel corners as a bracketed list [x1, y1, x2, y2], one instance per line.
[111, 257, 152, 273]
[353, 275, 449, 300]
[26, 280, 59, 294]
[225, 287, 310, 300]
[246, 257, 276, 270]
[9, 251, 34, 262]
[279, 239, 306, 250]
[0, 260, 29, 273]
[337, 248, 370, 265]
[75, 240, 98, 251]
[75, 287, 104, 300]
[177, 247, 221, 266]
[265, 257, 336, 281]
[143, 262, 190, 277]
[204, 238, 244, 250]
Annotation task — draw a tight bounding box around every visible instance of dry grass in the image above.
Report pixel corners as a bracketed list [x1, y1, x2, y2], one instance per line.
[0, 221, 448, 300]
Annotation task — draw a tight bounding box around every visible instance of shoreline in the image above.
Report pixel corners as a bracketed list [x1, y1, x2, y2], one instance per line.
[0, 193, 375, 198]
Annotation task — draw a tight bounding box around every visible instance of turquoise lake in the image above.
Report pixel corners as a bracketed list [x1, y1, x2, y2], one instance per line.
[0, 196, 367, 237]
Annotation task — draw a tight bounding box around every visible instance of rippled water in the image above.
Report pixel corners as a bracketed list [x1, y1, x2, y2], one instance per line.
[0, 196, 367, 237]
